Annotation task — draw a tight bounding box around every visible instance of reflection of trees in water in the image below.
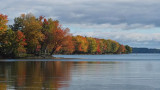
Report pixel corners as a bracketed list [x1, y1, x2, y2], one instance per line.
[0, 61, 73, 90]
[0, 61, 119, 89]
[0, 62, 7, 90]
[72, 61, 120, 76]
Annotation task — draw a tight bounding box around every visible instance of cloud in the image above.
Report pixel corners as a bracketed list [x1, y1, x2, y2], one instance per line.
[74, 31, 160, 42]
[66, 23, 155, 30]
[1, 0, 160, 26]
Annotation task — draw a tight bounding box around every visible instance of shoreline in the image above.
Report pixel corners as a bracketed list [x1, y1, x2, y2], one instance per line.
[0, 53, 131, 59]
[0, 56, 83, 60]
[0, 54, 129, 59]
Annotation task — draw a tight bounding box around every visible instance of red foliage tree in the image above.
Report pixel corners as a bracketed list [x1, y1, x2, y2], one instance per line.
[116, 45, 126, 54]
[16, 30, 27, 55]
[96, 39, 101, 54]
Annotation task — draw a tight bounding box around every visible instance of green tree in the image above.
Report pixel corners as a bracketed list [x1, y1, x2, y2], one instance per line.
[87, 37, 97, 54]
[0, 30, 27, 57]
[0, 29, 16, 57]
[106, 39, 119, 53]
[125, 45, 132, 53]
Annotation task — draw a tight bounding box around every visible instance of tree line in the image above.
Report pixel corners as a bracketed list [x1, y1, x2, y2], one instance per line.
[0, 13, 132, 58]
[132, 48, 160, 53]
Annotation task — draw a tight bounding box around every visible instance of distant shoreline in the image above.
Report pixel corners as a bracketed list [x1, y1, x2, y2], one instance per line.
[0, 53, 129, 59]
[0, 55, 85, 59]
[132, 48, 160, 53]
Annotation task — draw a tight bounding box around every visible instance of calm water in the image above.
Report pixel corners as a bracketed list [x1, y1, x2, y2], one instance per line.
[0, 54, 160, 90]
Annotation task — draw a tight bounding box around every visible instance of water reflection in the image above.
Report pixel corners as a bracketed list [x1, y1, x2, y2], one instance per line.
[0, 61, 118, 89]
[0, 61, 74, 89]
[0, 59, 160, 90]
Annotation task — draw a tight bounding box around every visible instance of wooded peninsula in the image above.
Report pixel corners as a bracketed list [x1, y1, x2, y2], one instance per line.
[0, 13, 132, 58]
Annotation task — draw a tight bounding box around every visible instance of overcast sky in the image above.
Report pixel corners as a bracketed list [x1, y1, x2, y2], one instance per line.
[1, 0, 160, 48]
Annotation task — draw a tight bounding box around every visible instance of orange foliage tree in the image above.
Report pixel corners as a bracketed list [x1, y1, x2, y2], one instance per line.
[59, 34, 75, 54]
[72, 35, 88, 53]
[0, 14, 8, 46]
[0, 14, 8, 34]
[39, 17, 75, 55]
[116, 45, 126, 54]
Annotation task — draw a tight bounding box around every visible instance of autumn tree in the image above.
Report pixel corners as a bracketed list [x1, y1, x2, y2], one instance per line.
[0, 29, 27, 57]
[0, 14, 8, 34]
[0, 14, 19, 57]
[105, 40, 112, 53]
[49, 23, 74, 55]
[38, 17, 73, 55]
[58, 35, 75, 54]
[15, 30, 27, 57]
[87, 37, 97, 54]
[100, 39, 107, 54]
[39, 17, 55, 55]
[0, 14, 8, 50]
[0, 29, 16, 57]
[12, 14, 75, 56]
[50, 28, 75, 54]
[12, 13, 45, 54]
[96, 39, 101, 54]
[72, 36, 88, 53]
[116, 45, 126, 54]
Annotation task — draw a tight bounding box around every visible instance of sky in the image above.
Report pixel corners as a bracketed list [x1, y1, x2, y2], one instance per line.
[1, 0, 160, 48]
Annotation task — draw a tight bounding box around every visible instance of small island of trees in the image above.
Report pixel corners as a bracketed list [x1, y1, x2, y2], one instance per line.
[0, 13, 132, 58]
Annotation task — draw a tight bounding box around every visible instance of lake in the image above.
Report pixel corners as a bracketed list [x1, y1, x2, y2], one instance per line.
[0, 54, 160, 90]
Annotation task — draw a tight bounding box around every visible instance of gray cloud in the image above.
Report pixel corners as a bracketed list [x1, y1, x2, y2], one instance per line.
[1, 0, 160, 26]
[67, 23, 155, 30]
[74, 31, 160, 42]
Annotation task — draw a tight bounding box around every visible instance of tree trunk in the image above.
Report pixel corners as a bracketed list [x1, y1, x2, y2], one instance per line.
[50, 47, 56, 55]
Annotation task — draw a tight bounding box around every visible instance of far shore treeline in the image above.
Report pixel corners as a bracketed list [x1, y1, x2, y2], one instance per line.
[0, 13, 132, 58]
